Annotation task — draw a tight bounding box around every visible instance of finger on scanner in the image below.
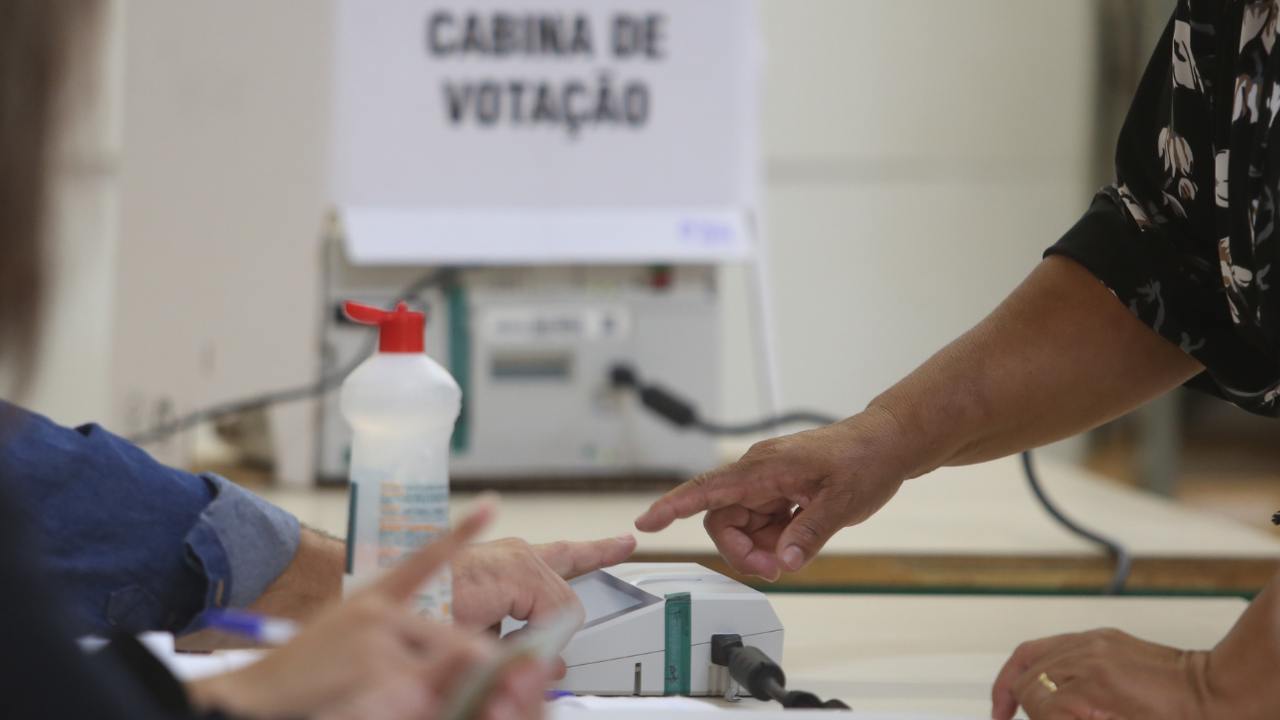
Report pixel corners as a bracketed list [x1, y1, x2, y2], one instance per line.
[538, 534, 636, 577]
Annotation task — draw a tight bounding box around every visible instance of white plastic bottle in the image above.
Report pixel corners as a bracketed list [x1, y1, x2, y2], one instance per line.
[341, 301, 461, 622]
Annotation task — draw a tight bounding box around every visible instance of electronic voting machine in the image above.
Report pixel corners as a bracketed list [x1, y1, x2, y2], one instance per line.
[519, 563, 785, 696]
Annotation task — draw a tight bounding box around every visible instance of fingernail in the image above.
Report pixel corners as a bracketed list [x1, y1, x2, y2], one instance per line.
[781, 546, 804, 571]
[615, 533, 635, 542]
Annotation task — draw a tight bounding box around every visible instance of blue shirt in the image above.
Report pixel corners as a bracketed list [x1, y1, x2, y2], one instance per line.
[0, 401, 300, 636]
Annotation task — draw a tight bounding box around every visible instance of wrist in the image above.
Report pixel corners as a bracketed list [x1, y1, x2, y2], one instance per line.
[1197, 644, 1274, 720]
[1174, 649, 1215, 720]
[861, 386, 974, 480]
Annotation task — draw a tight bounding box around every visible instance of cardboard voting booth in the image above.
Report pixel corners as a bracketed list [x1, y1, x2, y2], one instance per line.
[329, 0, 764, 265]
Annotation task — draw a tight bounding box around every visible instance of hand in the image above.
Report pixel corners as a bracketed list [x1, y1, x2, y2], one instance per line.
[453, 534, 637, 631]
[991, 628, 1211, 720]
[189, 503, 550, 720]
[634, 409, 907, 580]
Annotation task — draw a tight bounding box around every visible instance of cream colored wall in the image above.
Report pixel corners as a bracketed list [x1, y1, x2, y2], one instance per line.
[28, 0, 1098, 479]
[106, 0, 332, 481]
[25, 0, 127, 427]
[719, 0, 1097, 432]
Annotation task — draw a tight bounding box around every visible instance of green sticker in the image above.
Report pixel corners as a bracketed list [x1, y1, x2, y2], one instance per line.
[345, 482, 357, 574]
[663, 592, 692, 696]
[447, 282, 470, 453]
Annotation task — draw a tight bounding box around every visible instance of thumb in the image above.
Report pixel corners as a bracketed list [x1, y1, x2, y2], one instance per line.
[372, 498, 496, 603]
[774, 485, 849, 573]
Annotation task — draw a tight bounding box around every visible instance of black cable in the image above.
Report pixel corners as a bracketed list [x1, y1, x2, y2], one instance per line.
[611, 365, 843, 436]
[711, 634, 849, 709]
[612, 363, 1132, 595]
[693, 413, 841, 436]
[129, 269, 455, 445]
[1021, 450, 1132, 595]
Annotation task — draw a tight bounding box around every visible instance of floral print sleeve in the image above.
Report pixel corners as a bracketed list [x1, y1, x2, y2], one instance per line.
[1047, 0, 1280, 415]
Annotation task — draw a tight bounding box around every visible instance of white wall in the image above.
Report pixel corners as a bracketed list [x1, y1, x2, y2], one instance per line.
[104, 0, 332, 482]
[26, 0, 127, 427]
[719, 0, 1097, 427]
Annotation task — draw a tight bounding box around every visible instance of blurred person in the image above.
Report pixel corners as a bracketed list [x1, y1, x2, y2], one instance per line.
[0, 401, 635, 646]
[0, 2, 550, 718]
[637, 3, 1280, 719]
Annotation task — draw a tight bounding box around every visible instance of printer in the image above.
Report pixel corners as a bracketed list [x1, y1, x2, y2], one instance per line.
[531, 563, 785, 696]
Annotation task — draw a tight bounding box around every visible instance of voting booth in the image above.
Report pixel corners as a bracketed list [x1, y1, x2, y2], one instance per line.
[319, 0, 769, 483]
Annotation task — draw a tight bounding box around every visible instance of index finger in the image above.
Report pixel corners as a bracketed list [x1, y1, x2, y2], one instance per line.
[374, 498, 497, 603]
[534, 534, 638, 578]
[634, 461, 761, 532]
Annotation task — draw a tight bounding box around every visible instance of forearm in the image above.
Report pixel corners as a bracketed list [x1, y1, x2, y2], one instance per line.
[866, 255, 1203, 479]
[246, 524, 345, 618]
[1198, 568, 1280, 719]
[177, 526, 344, 650]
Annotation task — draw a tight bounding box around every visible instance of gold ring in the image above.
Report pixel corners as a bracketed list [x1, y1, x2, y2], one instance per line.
[1037, 672, 1058, 693]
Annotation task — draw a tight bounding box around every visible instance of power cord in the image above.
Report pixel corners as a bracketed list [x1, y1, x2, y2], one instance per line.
[610, 363, 1132, 595]
[711, 633, 849, 709]
[608, 366, 834, 436]
[129, 269, 456, 445]
[1021, 450, 1132, 595]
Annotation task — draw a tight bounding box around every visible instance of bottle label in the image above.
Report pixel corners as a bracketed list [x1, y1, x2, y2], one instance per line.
[378, 481, 452, 622]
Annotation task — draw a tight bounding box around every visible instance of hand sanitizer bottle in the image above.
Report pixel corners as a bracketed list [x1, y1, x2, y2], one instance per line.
[341, 300, 461, 622]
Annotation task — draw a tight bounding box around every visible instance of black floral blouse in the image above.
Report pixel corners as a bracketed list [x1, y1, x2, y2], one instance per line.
[1049, 0, 1280, 415]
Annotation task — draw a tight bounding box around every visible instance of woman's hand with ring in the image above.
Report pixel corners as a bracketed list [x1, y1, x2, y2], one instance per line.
[991, 628, 1211, 720]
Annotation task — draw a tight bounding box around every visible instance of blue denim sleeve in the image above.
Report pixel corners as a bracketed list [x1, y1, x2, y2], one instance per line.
[0, 401, 300, 636]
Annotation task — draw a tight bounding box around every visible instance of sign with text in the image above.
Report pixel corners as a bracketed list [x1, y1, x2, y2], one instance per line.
[330, 0, 761, 265]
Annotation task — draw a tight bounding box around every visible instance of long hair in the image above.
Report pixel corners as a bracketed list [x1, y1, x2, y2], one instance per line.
[0, 1, 89, 392]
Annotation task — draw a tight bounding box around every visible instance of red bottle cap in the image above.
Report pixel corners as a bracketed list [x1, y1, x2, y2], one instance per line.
[344, 301, 425, 353]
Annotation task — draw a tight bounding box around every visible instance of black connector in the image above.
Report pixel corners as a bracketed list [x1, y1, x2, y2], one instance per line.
[609, 364, 638, 388]
[730, 645, 787, 702]
[610, 364, 700, 426]
[710, 634, 849, 710]
[710, 633, 742, 666]
[639, 386, 698, 427]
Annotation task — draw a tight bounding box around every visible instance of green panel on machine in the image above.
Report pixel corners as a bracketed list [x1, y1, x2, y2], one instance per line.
[345, 482, 357, 574]
[446, 282, 470, 452]
[664, 592, 692, 696]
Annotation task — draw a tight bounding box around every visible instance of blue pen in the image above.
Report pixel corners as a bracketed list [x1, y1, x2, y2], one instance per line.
[545, 690, 575, 701]
[205, 609, 300, 645]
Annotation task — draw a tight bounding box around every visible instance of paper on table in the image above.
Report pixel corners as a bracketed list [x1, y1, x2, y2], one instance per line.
[549, 696, 981, 719]
[132, 632, 266, 682]
[551, 696, 720, 712]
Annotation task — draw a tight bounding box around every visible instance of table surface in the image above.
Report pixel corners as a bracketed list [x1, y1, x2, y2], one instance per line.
[168, 593, 1246, 718]
[733, 593, 1248, 717]
[258, 455, 1280, 593]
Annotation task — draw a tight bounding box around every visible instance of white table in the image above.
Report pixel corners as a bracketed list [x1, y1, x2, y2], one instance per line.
[167, 592, 1248, 718]
[740, 593, 1247, 717]
[259, 455, 1280, 593]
